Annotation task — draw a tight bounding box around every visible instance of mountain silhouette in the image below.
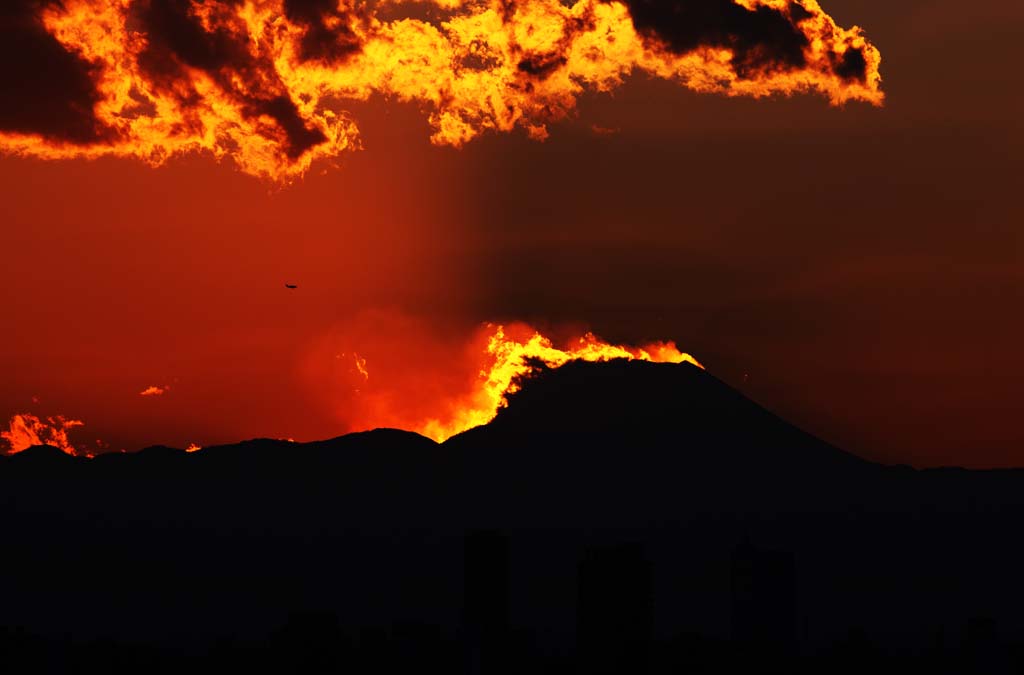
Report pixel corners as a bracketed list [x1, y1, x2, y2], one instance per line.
[2, 359, 1024, 673]
[6, 443, 79, 464]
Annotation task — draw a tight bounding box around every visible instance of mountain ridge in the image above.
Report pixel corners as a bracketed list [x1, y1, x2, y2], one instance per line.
[2, 359, 1024, 657]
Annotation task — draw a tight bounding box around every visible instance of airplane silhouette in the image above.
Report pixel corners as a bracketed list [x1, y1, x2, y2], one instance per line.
[285, 284, 298, 289]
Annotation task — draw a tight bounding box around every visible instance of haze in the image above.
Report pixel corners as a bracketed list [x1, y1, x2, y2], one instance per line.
[0, 0, 1020, 467]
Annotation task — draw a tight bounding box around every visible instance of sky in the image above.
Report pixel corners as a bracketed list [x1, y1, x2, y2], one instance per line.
[0, 0, 1021, 467]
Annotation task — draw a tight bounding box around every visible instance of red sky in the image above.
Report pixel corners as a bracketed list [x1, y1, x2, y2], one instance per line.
[1, 0, 1021, 467]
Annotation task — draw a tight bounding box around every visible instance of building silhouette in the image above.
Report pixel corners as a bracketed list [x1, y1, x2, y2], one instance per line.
[463, 530, 510, 675]
[576, 543, 653, 675]
[730, 539, 798, 667]
[268, 610, 347, 674]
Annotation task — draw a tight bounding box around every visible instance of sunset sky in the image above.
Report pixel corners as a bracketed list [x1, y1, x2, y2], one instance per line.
[1, 0, 1021, 467]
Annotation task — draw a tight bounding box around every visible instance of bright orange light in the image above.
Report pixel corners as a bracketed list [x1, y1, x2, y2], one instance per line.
[0, 0, 882, 181]
[335, 321, 704, 444]
[1, 413, 88, 457]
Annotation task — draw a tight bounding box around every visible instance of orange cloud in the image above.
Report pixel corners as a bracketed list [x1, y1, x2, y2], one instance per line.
[0, 0, 882, 180]
[1, 413, 87, 456]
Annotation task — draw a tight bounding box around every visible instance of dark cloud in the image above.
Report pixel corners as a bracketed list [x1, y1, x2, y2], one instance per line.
[0, 0, 879, 171]
[132, 0, 326, 158]
[282, 0, 365, 62]
[0, 1, 113, 143]
[515, 11, 594, 81]
[133, 0, 249, 78]
[788, 2, 814, 24]
[614, 0, 810, 77]
[517, 53, 569, 78]
[250, 96, 327, 160]
[834, 46, 867, 82]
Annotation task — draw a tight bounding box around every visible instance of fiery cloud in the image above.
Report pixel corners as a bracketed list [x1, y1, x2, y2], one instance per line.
[0, 0, 882, 180]
[1, 413, 87, 456]
[139, 385, 170, 396]
[307, 319, 701, 442]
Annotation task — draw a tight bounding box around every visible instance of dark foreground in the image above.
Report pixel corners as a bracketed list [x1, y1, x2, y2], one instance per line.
[3, 360, 1024, 674]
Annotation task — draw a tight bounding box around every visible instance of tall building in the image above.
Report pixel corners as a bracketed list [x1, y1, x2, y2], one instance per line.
[269, 610, 347, 673]
[730, 539, 798, 663]
[577, 543, 653, 675]
[463, 530, 510, 675]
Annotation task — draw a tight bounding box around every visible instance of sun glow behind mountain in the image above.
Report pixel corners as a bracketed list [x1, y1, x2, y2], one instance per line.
[2, 323, 700, 454]
[392, 323, 702, 442]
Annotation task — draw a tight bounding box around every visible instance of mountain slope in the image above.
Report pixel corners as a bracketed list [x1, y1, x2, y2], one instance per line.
[1, 360, 1023, 654]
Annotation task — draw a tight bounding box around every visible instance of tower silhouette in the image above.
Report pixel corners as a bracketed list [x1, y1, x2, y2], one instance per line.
[576, 543, 653, 675]
[730, 539, 798, 668]
[269, 610, 347, 674]
[463, 530, 510, 675]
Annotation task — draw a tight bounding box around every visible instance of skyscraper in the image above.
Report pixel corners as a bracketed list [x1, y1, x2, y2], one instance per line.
[463, 530, 510, 675]
[731, 539, 798, 664]
[577, 543, 653, 675]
